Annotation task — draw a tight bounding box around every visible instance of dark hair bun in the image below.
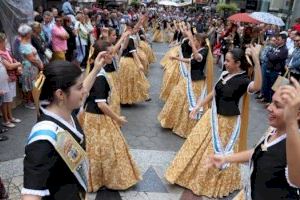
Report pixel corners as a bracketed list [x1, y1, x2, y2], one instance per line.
[40, 61, 82, 101]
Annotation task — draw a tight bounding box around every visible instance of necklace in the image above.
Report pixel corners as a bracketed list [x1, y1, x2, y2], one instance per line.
[261, 130, 278, 151]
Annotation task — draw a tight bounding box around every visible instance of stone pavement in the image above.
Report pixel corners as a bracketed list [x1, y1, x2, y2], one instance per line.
[0, 42, 268, 200]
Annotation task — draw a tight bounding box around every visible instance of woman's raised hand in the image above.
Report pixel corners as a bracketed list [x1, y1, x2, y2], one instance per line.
[281, 77, 300, 124]
[94, 51, 107, 69]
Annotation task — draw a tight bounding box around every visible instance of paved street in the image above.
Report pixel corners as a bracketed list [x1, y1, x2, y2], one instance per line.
[0, 42, 268, 200]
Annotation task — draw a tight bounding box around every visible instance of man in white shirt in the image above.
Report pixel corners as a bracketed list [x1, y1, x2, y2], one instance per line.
[286, 30, 297, 56]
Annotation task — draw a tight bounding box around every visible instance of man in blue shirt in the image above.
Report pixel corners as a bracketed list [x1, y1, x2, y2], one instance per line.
[62, 0, 76, 25]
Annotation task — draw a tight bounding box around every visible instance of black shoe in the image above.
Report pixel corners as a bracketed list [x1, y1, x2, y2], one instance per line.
[0, 128, 8, 134]
[0, 135, 8, 141]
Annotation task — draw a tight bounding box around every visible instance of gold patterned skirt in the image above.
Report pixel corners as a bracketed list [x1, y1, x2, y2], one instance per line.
[137, 47, 149, 73]
[106, 72, 121, 115]
[153, 30, 163, 43]
[160, 46, 180, 69]
[165, 110, 242, 198]
[163, 30, 170, 43]
[158, 79, 206, 138]
[118, 57, 150, 104]
[160, 59, 181, 102]
[139, 40, 156, 64]
[84, 113, 141, 192]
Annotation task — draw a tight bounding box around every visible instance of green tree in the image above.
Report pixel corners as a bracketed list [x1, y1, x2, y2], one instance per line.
[130, 0, 140, 8]
[216, 2, 238, 18]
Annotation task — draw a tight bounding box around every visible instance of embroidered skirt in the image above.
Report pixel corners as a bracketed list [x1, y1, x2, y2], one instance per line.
[84, 113, 141, 192]
[160, 45, 180, 69]
[160, 59, 181, 102]
[137, 47, 149, 74]
[106, 72, 121, 115]
[118, 57, 150, 104]
[158, 79, 206, 138]
[152, 30, 163, 43]
[165, 110, 242, 198]
[139, 40, 156, 64]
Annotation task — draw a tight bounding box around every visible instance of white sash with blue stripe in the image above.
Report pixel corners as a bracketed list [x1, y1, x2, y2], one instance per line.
[27, 120, 89, 191]
[179, 46, 206, 120]
[211, 98, 241, 170]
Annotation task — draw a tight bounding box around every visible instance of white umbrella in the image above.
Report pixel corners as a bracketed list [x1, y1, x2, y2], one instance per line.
[158, 0, 177, 6]
[250, 12, 285, 26]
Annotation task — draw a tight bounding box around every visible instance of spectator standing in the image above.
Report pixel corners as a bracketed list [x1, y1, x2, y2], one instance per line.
[42, 11, 54, 48]
[62, 0, 76, 25]
[292, 18, 300, 32]
[63, 16, 76, 62]
[0, 33, 22, 128]
[31, 22, 48, 64]
[286, 30, 297, 56]
[263, 34, 288, 105]
[257, 36, 276, 101]
[51, 16, 69, 61]
[18, 24, 43, 110]
[286, 32, 300, 81]
[74, 13, 89, 67]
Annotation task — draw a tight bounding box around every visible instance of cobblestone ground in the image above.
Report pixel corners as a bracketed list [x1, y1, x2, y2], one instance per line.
[0, 41, 268, 200]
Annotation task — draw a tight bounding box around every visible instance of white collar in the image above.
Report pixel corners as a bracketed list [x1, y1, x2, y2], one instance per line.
[264, 129, 287, 148]
[219, 70, 246, 84]
[96, 68, 106, 77]
[39, 105, 84, 142]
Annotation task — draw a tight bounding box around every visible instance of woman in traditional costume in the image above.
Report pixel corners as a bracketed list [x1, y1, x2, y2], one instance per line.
[160, 22, 181, 69]
[158, 32, 213, 138]
[138, 29, 156, 65]
[100, 28, 132, 115]
[135, 32, 149, 75]
[209, 79, 300, 200]
[152, 21, 163, 43]
[160, 23, 193, 102]
[165, 45, 262, 198]
[118, 22, 150, 104]
[83, 41, 141, 192]
[22, 57, 105, 200]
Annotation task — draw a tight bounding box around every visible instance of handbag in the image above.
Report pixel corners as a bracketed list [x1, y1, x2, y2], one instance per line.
[271, 70, 290, 91]
[32, 71, 46, 115]
[44, 48, 53, 60]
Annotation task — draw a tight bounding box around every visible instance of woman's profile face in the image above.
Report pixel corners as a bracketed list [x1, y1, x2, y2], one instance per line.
[109, 31, 117, 44]
[224, 52, 239, 72]
[65, 74, 86, 110]
[267, 89, 287, 129]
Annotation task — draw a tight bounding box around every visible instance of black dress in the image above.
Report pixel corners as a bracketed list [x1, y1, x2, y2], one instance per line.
[85, 69, 110, 115]
[181, 38, 192, 59]
[190, 48, 208, 81]
[23, 109, 85, 200]
[121, 37, 136, 58]
[215, 72, 251, 116]
[250, 135, 300, 199]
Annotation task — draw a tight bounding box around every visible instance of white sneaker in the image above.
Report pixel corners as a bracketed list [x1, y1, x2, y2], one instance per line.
[11, 118, 21, 123]
[2, 122, 16, 128]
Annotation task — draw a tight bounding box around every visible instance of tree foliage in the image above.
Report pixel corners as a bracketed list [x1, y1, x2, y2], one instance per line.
[216, 2, 238, 12]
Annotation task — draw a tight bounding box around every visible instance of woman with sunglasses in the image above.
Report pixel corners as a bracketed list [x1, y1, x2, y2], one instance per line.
[51, 16, 69, 61]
